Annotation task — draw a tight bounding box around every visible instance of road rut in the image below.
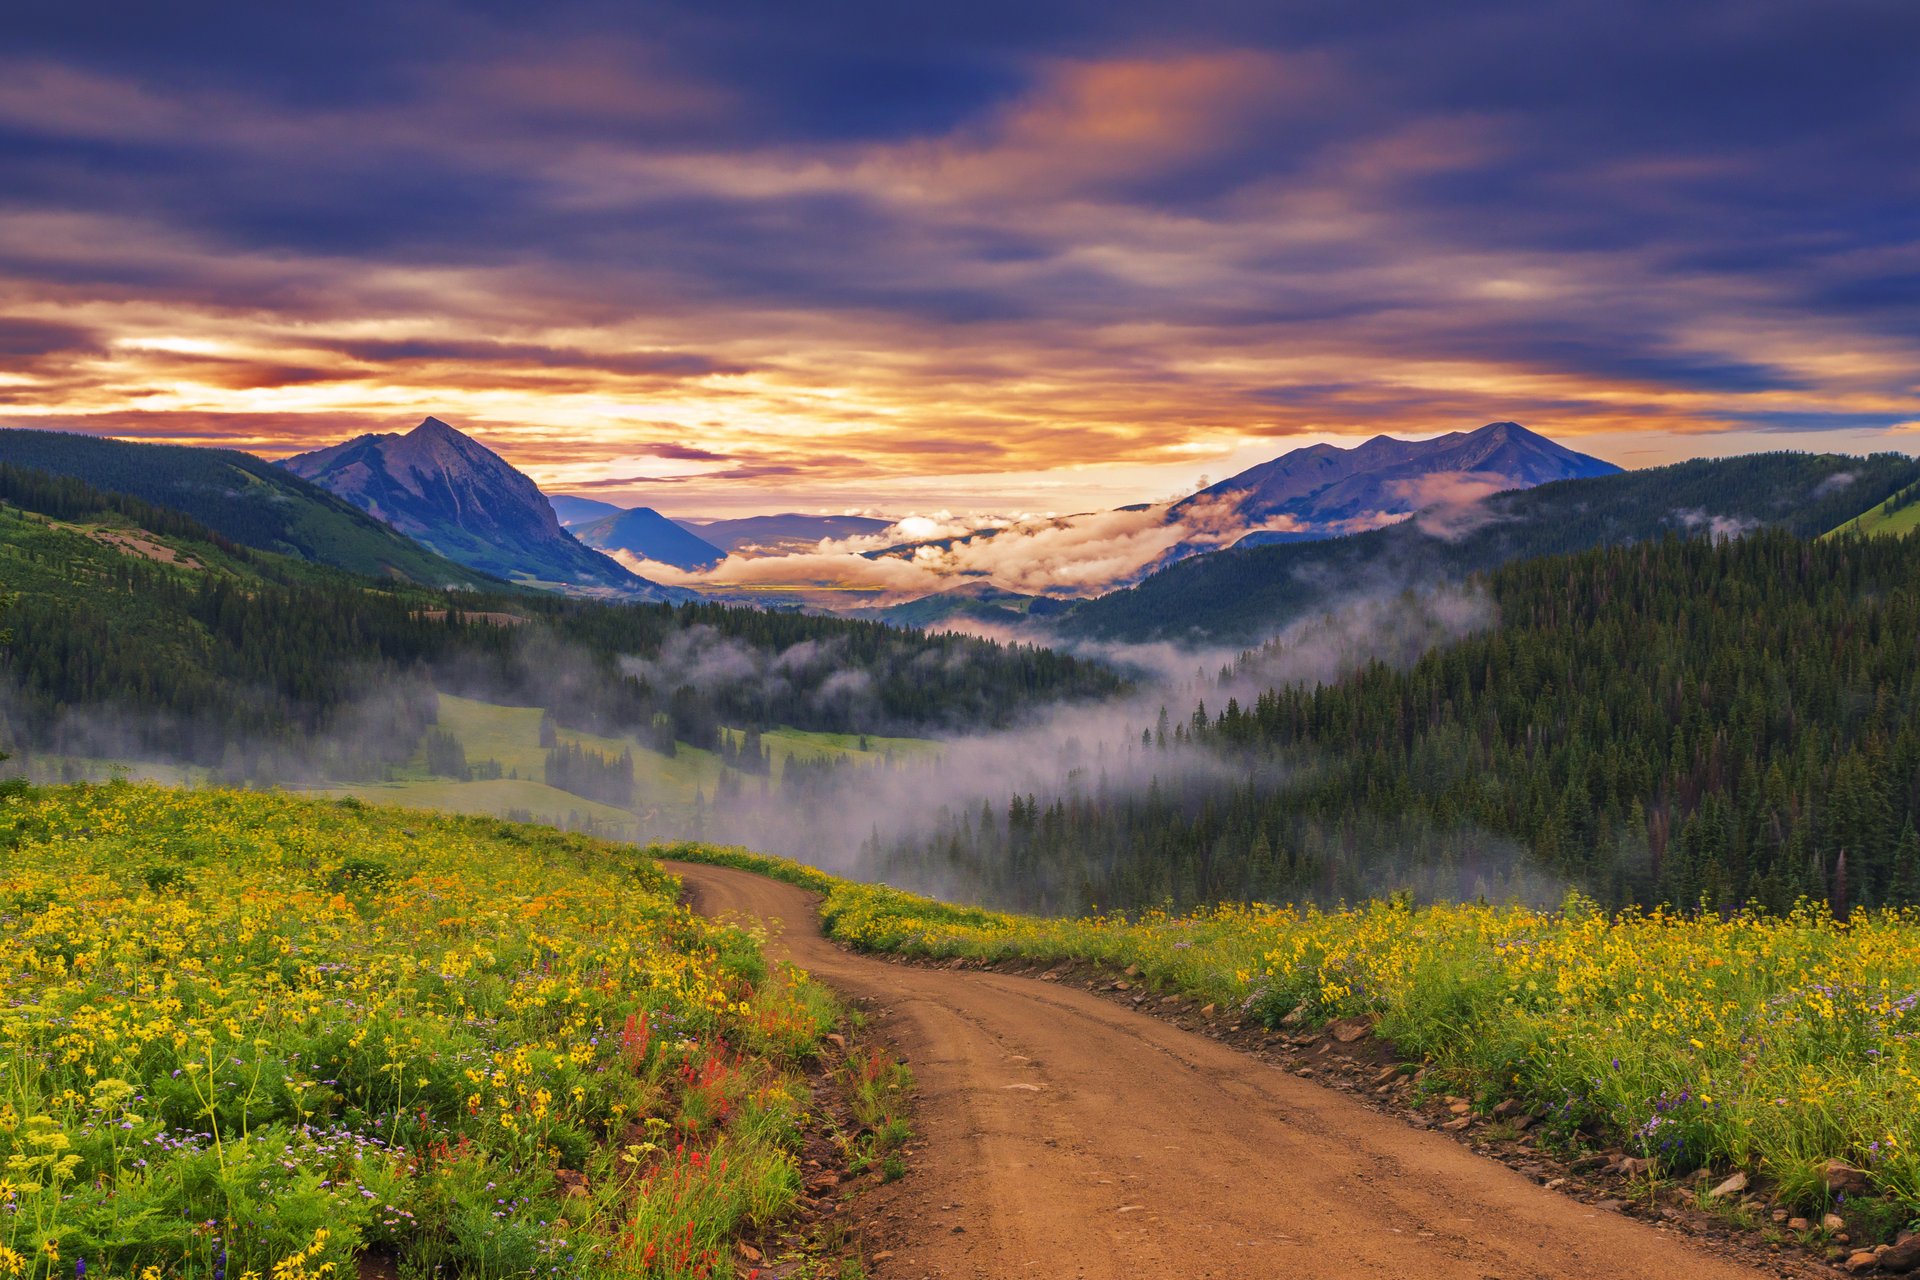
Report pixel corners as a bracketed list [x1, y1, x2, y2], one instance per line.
[667, 861, 1785, 1280]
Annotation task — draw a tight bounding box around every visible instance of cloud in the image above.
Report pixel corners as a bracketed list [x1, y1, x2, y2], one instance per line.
[1812, 470, 1857, 497]
[566, 464, 811, 489]
[609, 492, 1305, 600]
[0, 317, 100, 358]
[325, 339, 752, 380]
[1391, 470, 1519, 542]
[638, 442, 735, 462]
[1674, 508, 1760, 541]
[0, 1, 1917, 512]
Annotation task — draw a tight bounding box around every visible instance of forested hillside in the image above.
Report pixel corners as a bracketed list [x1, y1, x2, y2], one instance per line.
[0, 428, 489, 586]
[0, 465, 1121, 770]
[1825, 479, 1920, 540]
[0, 483, 457, 773]
[1061, 451, 1920, 644]
[876, 529, 1920, 915]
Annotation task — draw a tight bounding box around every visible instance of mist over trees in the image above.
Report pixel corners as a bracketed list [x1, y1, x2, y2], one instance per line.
[13, 446, 1920, 925]
[851, 530, 1920, 916]
[544, 740, 635, 808]
[0, 462, 1122, 772]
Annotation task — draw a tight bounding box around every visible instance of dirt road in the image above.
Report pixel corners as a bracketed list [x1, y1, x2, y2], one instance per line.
[668, 861, 1787, 1280]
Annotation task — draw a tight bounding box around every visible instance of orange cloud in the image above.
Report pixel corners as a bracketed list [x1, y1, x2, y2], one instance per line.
[1, 44, 1914, 516]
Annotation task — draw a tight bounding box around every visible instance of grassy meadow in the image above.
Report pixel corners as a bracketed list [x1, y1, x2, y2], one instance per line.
[301, 696, 941, 838]
[1824, 486, 1920, 540]
[671, 845, 1920, 1218]
[0, 783, 842, 1280]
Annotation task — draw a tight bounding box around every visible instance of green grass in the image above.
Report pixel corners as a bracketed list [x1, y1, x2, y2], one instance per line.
[429, 694, 939, 811]
[837, 1047, 914, 1183]
[430, 693, 728, 804]
[309, 777, 641, 837]
[733, 726, 944, 771]
[14, 682, 940, 831]
[13, 752, 216, 788]
[0, 782, 837, 1280]
[430, 695, 552, 776]
[1822, 485, 1920, 540]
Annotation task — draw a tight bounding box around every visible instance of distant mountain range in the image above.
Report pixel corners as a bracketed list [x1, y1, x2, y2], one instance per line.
[687, 513, 894, 556]
[0, 427, 489, 588]
[856, 422, 1621, 612]
[1189, 420, 1620, 542]
[546, 502, 893, 566]
[1057, 451, 1920, 645]
[282, 418, 677, 597]
[549, 495, 624, 527]
[13, 417, 1910, 651]
[573, 507, 726, 571]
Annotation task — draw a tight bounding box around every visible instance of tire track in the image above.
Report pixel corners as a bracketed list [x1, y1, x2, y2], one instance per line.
[668, 861, 1790, 1280]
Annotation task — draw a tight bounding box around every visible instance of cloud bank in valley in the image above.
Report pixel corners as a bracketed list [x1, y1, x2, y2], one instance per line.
[608, 494, 1318, 600]
[708, 581, 1504, 901]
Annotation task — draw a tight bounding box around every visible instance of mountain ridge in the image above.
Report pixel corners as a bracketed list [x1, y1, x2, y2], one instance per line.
[1184, 421, 1621, 537]
[0, 426, 492, 588]
[689, 513, 895, 556]
[283, 418, 678, 597]
[573, 506, 726, 570]
[549, 494, 625, 527]
[1060, 451, 1920, 645]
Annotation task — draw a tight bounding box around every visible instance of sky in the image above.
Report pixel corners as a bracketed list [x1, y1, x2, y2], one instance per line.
[1, 0, 1917, 517]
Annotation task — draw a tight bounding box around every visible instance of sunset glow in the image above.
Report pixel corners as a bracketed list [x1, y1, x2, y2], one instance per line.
[3, 3, 1916, 515]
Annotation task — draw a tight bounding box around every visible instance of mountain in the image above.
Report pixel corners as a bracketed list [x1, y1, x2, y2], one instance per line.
[549, 494, 624, 527]
[573, 507, 726, 570]
[687, 513, 893, 556]
[1182, 421, 1621, 537]
[0, 459, 1122, 768]
[282, 417, 674, 596]
[0, 428, 489, 588]
[841, 423, 1616, 610]
[1059, 451, 1920, 645]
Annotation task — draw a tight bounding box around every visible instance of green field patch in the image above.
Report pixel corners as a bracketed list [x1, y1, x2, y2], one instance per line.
[744, 725, 943, 771]
[431, 693, 939, 807]
[430, 694, 551, 776]
[1822, 483, 1920, 539]
[309, 776, 641, 837]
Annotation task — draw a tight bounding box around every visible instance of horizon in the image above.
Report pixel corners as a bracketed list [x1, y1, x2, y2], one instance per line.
[14, 413, 1911, 526]
[3, 2, 1918, 514]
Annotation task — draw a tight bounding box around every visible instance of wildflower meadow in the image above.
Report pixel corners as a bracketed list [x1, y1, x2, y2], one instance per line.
[674, 844, 1920, 1215]
[0, 785, 836, 1280]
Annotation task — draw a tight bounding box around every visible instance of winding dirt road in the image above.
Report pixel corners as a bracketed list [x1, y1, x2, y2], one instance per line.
[668, 862, 1789, 1280]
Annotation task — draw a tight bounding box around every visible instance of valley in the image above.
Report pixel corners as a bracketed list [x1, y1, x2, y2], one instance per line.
[303, 693, 941, 841]
[5, 412, 1920, 1280]
[5, 9, 1918, 1276]
[6, 423, 1920, 1278]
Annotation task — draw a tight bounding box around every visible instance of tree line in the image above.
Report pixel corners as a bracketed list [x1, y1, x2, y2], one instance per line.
[874, 529, 1920, 915]
[544, 741, 635, 808]
[0, 462, 1122, 769]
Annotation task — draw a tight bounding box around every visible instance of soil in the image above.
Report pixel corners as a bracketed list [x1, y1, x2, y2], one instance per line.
[87, 529, 203, 568]
[668, 861, 1838, 1280]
